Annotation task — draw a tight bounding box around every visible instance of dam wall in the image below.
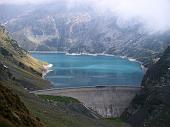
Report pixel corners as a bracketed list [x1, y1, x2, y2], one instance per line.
[31, 86, 140, 118]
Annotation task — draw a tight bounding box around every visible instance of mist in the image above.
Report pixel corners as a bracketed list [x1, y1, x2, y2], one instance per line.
[1, 0, 170, 33]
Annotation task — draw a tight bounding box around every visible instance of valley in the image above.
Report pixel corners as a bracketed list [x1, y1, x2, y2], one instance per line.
[0, 1, 170, 127]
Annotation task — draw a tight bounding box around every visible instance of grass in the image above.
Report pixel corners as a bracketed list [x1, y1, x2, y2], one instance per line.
[0, 57, 51, 90]
[38, 95, 81, 104]
[105, 117, 125, 127]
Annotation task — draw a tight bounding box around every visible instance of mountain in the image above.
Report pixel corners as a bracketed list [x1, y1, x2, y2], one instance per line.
[0, 25, 127, 127]
[122, 46, 170, 127]
[1, 3, 170, 66]
[0, 25, 48, 127]
[0, 25, 51, 90]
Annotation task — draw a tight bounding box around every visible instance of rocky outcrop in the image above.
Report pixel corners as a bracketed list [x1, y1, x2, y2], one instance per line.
[122, 46, 170, 127]
[0, 62, 13, 80]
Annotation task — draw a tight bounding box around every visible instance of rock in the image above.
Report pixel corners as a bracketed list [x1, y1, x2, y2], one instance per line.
[122, 46, 170, 127]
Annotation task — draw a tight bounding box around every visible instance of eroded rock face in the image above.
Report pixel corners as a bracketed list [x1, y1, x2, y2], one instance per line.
[122, 46, 170, 127]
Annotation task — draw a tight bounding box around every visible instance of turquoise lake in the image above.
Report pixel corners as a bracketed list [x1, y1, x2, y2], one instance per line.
[32, 53, 144, 88]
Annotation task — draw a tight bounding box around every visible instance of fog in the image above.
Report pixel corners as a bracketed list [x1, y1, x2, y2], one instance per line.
[1, 0, 170, 33]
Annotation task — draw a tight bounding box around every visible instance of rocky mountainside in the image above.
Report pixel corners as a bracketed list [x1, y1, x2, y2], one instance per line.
[122, 46, 170, 127]
[0, 25, 47, 127]
[1, 2, 170, 66]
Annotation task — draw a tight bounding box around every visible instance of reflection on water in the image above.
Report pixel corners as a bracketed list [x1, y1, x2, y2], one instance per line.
[32, 53, 144, 88]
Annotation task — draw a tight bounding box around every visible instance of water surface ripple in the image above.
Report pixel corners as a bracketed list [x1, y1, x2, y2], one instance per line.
[32, 53, 144, 88]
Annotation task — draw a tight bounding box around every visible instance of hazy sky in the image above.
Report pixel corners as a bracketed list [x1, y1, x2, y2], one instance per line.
[1, 0, 170, 33]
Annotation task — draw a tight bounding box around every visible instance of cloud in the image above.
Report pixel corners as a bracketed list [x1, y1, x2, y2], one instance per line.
[0, 0, 53, 4]
[94, 0, 170, 33]
[1, 0, 170, 33]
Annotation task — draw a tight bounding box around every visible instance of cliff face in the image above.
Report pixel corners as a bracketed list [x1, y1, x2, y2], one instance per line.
[122, 46, 170, 127]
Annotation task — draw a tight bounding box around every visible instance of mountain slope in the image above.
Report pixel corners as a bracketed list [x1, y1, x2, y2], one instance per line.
[1, 3, 170, 66]
[122, 46, 170, 127]
[0, 25, 51, 90]
[0, 82, 45, 127]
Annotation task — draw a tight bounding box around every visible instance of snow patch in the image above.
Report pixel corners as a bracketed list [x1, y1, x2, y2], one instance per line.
[65, 52, 115, 57]
[128, 58, 137, 62]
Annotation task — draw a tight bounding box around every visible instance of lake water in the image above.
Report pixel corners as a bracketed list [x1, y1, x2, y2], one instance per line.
[32, 53, 144, 88]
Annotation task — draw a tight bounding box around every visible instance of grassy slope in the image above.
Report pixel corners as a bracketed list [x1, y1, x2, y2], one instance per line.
[0, 81, 45, 127]
[38, 95, 81, 104]
[4, 80, 118, 127]
[37, 95, 131, 127]
[0, 29, 44, 73]
[0, 26, 51, 90]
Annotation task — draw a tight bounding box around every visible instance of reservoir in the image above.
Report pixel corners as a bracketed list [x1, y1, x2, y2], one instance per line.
[32, 53, 144, 88]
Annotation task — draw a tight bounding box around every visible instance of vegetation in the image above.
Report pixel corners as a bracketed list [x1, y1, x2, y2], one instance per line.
[105, 118, 129, 127]
[0, 26, 51, 90]
[122, 46, 170, 127]
[38, 95, 80, 104]
[0, 82, 45, 127]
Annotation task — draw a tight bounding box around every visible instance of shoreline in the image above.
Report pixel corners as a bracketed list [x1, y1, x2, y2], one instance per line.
[29, 51, 65, 54]
[30, 50, 147, 72]
[42, 64, 53, 78]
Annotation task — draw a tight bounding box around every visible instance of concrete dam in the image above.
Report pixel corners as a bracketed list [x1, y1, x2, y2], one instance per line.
[31, 86, 141, 118]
